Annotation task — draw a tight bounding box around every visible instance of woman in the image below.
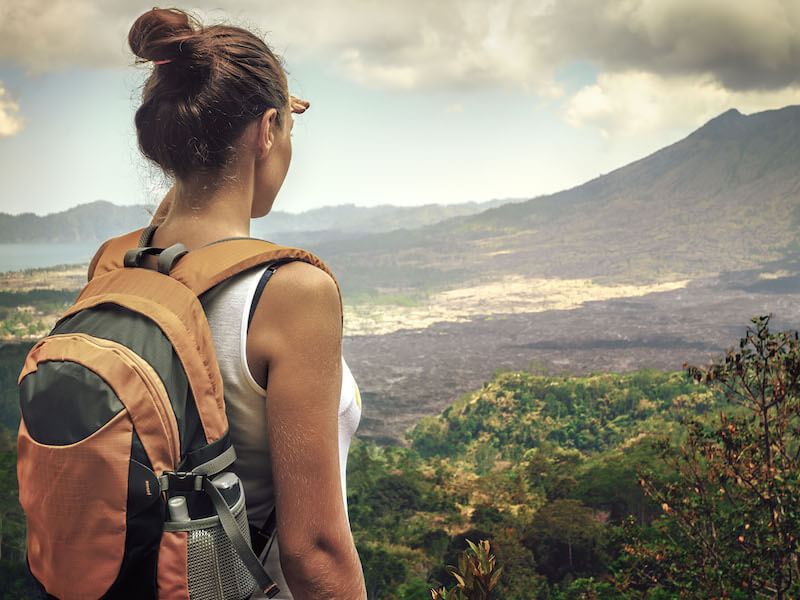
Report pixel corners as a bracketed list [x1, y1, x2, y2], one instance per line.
[128, 8, 366, 599]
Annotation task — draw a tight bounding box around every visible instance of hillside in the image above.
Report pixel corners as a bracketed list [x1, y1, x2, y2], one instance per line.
[0, 199, 511, 244]
[252, 199, 514, 241]
[0, 360, 720, 599]
[5, 106, 799, 299]
[3, 320, 796, 598]
[0, 201, 152, 244]
[317, 106, 800, 296]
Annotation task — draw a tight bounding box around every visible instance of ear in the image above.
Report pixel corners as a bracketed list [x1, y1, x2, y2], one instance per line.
[256, 108, 279, 159]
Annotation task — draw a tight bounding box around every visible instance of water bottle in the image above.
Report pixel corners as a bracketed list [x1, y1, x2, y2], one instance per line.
[168, 496, 190, 522]
[211, 472, 242, 508]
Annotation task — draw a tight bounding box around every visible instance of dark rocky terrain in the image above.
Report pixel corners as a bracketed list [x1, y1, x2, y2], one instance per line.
[345, 263, 800, 445]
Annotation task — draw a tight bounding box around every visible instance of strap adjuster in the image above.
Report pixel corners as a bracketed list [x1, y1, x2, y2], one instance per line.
[158, 471, 205, 493]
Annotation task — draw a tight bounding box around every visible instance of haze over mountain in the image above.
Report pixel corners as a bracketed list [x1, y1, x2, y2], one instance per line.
[315, 105, 800, 296]
[3, 105, 799, 300]
[0, 199, 513, 245]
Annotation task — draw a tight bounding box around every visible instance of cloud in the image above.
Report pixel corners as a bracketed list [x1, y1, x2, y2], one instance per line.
[0, 0, 557, 92]
[0, 0, 798, 99]
[0, 83, 24, 137]
[564, 71, 800, 137]
[0, 1, 136, 71]
[544, 0, 800, 92]
[278, 0, 561, 94]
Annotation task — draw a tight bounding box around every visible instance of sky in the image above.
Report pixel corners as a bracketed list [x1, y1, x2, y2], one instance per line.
[0, 0, 799, 216]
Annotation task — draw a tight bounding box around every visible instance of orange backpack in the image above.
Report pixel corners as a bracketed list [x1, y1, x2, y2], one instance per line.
[17, 227, 340, 600]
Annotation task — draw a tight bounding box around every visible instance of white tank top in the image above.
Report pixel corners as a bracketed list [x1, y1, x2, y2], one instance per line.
[202, 264, 361, 599]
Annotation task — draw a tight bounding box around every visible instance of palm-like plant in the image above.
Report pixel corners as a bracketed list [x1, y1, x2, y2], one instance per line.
[430, 539, 503, 600]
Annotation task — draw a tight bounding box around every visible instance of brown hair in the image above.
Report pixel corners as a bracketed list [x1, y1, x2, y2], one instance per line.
[128, 8, 289, 178]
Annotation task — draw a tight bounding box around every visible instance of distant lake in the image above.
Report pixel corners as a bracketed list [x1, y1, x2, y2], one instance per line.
[0, 243, 96, 273]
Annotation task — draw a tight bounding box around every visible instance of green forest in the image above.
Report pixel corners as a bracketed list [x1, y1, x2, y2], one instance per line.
[1, 316, 798, 598]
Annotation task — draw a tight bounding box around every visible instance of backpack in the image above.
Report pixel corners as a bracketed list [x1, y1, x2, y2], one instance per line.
[17, 227, 341, 600]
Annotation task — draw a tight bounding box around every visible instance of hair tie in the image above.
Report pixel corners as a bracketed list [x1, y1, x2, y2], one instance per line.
[153, 59, 172, 65]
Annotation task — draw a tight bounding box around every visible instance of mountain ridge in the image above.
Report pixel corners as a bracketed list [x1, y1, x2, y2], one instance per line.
[3, 105, 799, 299]
[0, 198, 517, 244]
[313, 104, 800, 295]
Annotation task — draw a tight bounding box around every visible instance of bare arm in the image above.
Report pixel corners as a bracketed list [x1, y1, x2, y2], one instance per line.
[246, 261, 366, 600]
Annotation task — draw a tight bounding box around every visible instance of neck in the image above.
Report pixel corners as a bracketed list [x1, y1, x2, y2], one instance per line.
[155, 164, 256, 249]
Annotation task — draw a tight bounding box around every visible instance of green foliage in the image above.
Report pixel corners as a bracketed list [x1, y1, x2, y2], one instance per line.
[523, 499, 607, 584]
[0, 431, 26, 584]
[554, 577, 619, 600]
[526, 445, 583, 501]
[3, 319, 794, 598]
[0, 289, 76, 311]
[406, 369, 703, 461]
[358, 543, 408, 600]
[396, 577, 433, 599]
[571, 435, 672, 525]
[431, 540, 503, 600]
[0, 343, 33, 431]
[614, 316, 800, 598]
[0, 560, 37, 600]
[349, 366, 719, 598]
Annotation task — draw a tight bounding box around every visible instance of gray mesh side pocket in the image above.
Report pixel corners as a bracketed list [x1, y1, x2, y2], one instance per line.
[165, 488, 258, 600]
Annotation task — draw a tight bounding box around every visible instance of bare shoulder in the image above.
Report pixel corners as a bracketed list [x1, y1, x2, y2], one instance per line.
[246, 259, 341, 375]
[245, 260, 341, 386]
[265, 260, 340, 315]
[250, 260, 341, 343]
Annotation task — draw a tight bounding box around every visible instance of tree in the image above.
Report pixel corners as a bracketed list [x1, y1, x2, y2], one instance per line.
[526, 446, 583, 502]
[523, 499, 606, 583]
[572, 436, 668, 526]
[358, 543, 407, 600]
[0, 430, 26, 564]
[616, 316, 800, 599]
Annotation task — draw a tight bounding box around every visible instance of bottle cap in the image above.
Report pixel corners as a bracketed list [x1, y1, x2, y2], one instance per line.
[168, 495, 190, 522]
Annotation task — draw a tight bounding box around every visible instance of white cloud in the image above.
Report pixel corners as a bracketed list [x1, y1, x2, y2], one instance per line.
[564, 72, 800, 137]
[0, 0, 558, 92]
[0, 84, 24, 137]
[1, 0, 798, 94]
[0, 0, 798, 145]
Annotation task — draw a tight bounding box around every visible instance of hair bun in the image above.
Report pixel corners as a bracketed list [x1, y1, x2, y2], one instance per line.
[128, 8, 205, 64]
[130, 9, 289, 178]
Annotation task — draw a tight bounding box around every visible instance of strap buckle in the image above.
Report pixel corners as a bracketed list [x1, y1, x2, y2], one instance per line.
[158, 471, 205, 493]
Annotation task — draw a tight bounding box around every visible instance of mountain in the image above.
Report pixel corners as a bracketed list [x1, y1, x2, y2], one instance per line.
[0, 201, 153, 244]
[313, 105, 800, 296]
[0, 199, 514, 244]
[5, 106, 798, 296]
[252, 200, 514, 240]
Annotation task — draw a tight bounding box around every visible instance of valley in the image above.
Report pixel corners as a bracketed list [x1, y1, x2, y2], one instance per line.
[344, 265, 800, 444]
[4, 105, 800, 447]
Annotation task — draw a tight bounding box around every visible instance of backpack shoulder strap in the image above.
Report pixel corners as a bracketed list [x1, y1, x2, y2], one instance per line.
[171, 238, 340, 306]
[88, 229, 342, 313]
[88, 229, 146, 280]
